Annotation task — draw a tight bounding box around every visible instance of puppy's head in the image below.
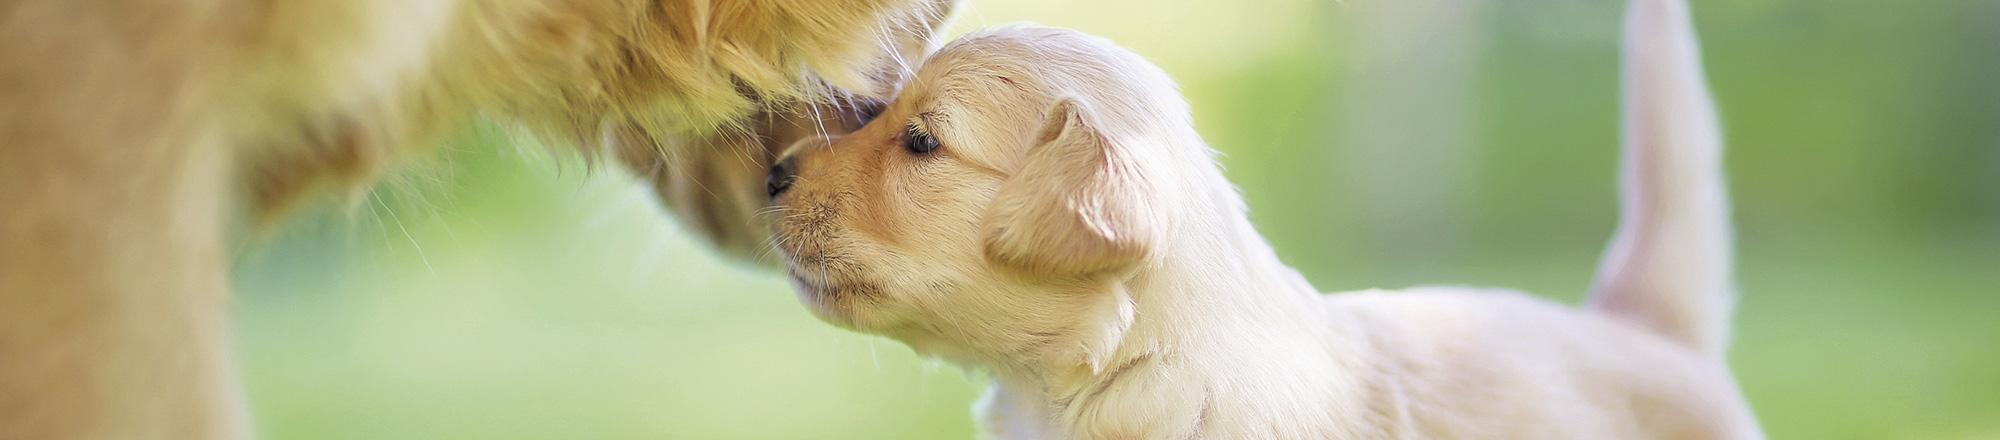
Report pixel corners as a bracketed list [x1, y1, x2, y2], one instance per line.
[766, 25, 1205, 358]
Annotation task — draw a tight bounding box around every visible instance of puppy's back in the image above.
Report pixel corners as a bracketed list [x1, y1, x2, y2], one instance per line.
[1326, 288, 1761, 439]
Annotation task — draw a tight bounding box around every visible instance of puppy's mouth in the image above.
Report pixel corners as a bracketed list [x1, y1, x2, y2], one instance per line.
[782, 251, 873, 297]
[786, 274, 875, 300]
[771, 233, 862, 306]
[769, 200, 882, 326]
[784, 267, 879, 328]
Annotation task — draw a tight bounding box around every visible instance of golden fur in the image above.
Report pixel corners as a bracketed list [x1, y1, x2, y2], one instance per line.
[766, 3, 1761, 437]
[0, 0, 952, 437]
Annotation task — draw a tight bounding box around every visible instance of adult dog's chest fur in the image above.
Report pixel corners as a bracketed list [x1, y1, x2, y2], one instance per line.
[228, 0, 947, 222]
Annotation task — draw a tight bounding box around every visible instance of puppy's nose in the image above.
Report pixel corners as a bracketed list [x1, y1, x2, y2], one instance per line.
[767, 157, 798, 198]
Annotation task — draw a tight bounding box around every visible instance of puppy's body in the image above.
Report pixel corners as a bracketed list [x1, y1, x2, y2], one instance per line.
[1330, 289, 1754, 438]
[972, 218, 1755, 439]
[766, 0, 1761, 438]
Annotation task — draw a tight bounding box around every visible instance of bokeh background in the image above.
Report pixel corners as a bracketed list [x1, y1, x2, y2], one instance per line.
[231, 0, 2000, 438]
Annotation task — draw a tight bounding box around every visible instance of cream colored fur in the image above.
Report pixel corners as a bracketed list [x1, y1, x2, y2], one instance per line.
[1588, 0, 1738, 357]
[765, 1, 1761, 438]
[0, 0, 951, 437]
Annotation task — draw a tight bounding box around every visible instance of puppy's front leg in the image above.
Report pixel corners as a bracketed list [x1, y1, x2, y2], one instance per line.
[976, 384, 1055, 440]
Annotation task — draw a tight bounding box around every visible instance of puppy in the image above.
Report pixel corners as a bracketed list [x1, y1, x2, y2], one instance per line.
[0, 0, 950, 438]
[765, 2, 1762, 439]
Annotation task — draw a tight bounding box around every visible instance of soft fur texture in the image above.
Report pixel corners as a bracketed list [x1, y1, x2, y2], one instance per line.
[0, 0, 951, 437]
[766, 2, 1762, 438]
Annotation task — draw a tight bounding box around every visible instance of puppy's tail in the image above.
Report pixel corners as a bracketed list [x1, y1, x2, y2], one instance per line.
[1587, 0, 1736, 357]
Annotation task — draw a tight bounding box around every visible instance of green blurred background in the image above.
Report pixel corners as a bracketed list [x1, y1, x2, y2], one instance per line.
[231, 0, 2000, 438]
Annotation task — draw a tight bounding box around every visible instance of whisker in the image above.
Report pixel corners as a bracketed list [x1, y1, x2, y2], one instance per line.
[372, 191, 436, 276]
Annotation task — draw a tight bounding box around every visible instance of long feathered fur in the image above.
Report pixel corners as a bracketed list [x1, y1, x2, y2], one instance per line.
[240, 0, 955, 224]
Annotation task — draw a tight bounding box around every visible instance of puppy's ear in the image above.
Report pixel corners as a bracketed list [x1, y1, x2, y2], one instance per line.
[982, 98, 1160, 278]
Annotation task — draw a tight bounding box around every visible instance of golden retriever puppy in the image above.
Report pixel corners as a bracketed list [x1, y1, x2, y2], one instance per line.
[765, 2, 1762, 439]
[0, 0, 950, 438]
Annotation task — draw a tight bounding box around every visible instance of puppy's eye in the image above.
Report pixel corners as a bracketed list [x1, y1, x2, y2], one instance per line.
[904, 125, 941, 155]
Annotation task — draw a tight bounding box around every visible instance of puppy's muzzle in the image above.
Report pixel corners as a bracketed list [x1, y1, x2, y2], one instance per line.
[768, 134, 843, 199]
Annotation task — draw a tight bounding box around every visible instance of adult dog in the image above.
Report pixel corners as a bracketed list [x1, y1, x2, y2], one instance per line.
[0, 0, 953, 437]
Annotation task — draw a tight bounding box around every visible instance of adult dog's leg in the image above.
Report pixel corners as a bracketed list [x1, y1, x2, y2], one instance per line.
[0, 2, 247, 438]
